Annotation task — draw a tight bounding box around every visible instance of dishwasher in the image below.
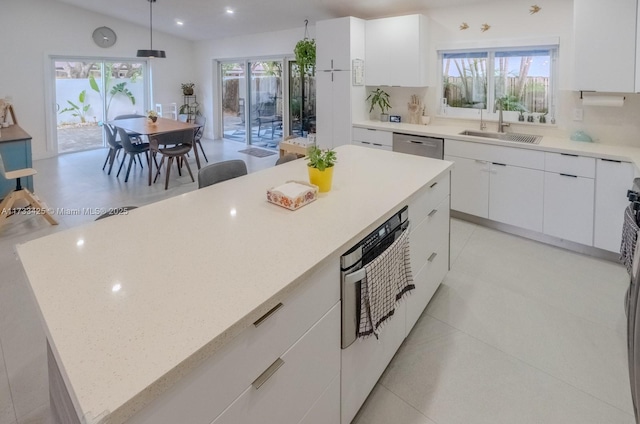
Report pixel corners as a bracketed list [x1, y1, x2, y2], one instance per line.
[392, 132, 444, 159]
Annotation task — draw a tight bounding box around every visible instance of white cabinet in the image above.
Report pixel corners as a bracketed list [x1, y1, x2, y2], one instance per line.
[444, 155, 489, 218]
[489, 163, 544, 232]
[211, 305, 340, 424]
[316, 17, 366, 149]
[544, 173, 595, 245]
[574, 0, 637, 92]
[365, 15, 429, 87]
[543, 153, 596, 245]
[127, 260, 340, 424]
[594, 159, 635, 252]
[352, 126, 393, 150]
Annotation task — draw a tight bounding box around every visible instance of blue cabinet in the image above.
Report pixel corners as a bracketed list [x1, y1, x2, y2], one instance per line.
[0, 125, 33, 199]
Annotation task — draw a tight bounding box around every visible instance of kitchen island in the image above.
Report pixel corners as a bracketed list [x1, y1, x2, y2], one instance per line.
[17, 145, 453, 424]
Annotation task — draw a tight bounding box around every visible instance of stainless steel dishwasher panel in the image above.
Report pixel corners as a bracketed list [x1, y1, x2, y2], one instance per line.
[392, 133, 444, 159]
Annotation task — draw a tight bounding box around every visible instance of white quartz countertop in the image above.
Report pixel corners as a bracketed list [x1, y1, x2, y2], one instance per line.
[16, 145, 453, 424]
[353, 120, 640, 166]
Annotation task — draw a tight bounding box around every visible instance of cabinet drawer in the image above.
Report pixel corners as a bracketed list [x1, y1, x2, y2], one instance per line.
[408, 172, 450, 224]
[544, 152, 595, 178]
[128, 260, 339, 424]
[543, 172, 594, 246]
[406, 237, 449, 334]
[445, 139, 544, 170]
[352, 140, 392, 151]
[211, 304, 341, 424]
[352, 127, 393, 146]
[410, 196, 450, 273]
[298, 374, 340, 424]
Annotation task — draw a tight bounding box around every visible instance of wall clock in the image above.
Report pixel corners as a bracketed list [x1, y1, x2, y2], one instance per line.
[92, 26, 117, 48]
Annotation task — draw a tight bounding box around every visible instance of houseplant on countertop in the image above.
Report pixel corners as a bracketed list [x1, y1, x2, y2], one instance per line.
[367, 88, 391, 122]
[306, 146, 337, 193]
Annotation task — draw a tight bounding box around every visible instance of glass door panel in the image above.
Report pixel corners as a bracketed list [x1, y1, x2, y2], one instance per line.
[248, 60, 283, 148]
[54, 59, 145, 154]
[221, 62, 246, 144]
[288, 61, 316, 137]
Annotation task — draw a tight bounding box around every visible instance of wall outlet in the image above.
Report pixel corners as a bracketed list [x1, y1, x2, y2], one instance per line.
[572, 108, 584, 121]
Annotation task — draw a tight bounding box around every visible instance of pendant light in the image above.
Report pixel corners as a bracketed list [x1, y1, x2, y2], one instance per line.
[137, 0, 166, 58]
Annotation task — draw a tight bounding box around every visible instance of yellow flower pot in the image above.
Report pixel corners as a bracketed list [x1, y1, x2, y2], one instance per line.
[308, 166, 334, 193]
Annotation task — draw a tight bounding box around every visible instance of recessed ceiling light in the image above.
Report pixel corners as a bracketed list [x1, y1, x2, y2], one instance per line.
[226, 8, 234, 14]
[176, 20, 184, 26]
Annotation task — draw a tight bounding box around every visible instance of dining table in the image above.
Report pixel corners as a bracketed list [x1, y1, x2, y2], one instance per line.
[107, 117, 203, 185]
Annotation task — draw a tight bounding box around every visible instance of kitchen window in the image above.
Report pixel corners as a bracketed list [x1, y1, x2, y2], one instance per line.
[439, 45, 558, 123]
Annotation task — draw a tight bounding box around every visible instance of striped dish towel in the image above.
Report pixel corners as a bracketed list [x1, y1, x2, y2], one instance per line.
[358, 229, 414, 339]
[621, 204, 640, 275]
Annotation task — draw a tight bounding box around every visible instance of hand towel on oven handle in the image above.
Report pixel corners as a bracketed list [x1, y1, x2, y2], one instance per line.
[358, 228, 414, 339]
[621, 204, 640, 276]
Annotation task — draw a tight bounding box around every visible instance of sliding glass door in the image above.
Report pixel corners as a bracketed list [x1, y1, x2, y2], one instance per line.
[221, 62, 247, 144]
[288, 61, 316, 137]
[53, 59, 145, 154]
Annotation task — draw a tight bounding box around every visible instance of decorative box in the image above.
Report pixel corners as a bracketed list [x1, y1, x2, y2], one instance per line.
[267, 180, 318, 210]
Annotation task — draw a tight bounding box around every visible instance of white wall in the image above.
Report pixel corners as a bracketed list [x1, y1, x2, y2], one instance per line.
[1, 0, 195, 159]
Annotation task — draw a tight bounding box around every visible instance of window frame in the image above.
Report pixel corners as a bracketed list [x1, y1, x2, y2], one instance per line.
[438, 44, 558, 124]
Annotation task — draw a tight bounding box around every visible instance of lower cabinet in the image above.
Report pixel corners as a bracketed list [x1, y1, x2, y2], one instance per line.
[489, 163, 543, 232]
[444, 155, 489, 218]
[543, 172, 594, 245]
[352, 127, 393, 151]
[594, 159, 634, 252]
[212, 305, 340, 424]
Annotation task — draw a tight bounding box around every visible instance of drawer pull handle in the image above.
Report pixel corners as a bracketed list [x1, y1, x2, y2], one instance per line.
[253, 303, 284, 327]
[367, 128, 377, 131]
[492, 162, 507, 166]
[428, 252, 438, 262]
[361, 141, 371, 145]
[559, 173, 577, 178]
[475, 159, 489, 164]
[373, 143, 382, 146]
[560, 153, 578, 157]
[252, 358, 285, 389]
[429, 181, 438, 189]
[601, 158, 622, 163]
[428, 209, 438, 217]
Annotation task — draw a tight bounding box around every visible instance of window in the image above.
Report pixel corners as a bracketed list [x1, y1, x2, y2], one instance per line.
[440, 45, 557, 122]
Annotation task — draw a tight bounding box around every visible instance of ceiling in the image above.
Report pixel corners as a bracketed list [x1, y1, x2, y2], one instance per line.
[55, 0, 489, 41]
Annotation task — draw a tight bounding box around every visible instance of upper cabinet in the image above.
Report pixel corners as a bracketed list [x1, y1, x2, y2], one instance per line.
[574, 0, 637, 92]
[316, 17, 365, 71]
[365, 14, 429, 87]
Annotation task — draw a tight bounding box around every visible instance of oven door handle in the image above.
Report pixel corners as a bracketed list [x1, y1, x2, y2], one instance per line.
[342, 267, 366, 349]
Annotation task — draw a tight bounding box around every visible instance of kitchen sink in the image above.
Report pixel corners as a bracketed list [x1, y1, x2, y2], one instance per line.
[459, 130, 542, 144]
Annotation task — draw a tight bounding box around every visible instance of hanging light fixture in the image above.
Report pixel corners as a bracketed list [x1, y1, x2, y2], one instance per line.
[137, 0, 166, 58]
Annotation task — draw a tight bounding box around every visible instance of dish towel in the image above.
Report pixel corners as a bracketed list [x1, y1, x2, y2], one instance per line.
[358, 229, 414, 339]
[621, 204, 640, 275]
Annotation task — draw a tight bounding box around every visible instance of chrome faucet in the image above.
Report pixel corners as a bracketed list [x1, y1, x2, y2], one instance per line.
[479, 109, 486, 130]
[496, 99, 510, 133]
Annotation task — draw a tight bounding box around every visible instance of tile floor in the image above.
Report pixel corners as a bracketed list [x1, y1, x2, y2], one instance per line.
[0, 140, 634, 424]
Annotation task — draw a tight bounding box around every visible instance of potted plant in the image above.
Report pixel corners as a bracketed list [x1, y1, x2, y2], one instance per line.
[181, 82, 195, 96]
[366, 88, 391, 122]
[306, 146, 337, 193]
[294, 38, 316, 76]
[147, 110, 158, 123]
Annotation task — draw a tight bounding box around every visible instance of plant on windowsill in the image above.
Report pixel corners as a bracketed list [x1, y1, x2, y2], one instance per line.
[181, 82, 195, 96]
[366, 88, 391, 122]
[306, 146, 337, 193]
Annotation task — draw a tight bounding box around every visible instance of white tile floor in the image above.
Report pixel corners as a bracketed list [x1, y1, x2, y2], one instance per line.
[0, 141, 634, 424]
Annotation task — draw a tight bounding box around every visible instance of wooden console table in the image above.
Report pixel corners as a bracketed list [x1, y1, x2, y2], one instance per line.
[279, 139, 311, 157]
[0, 125, 33, 199]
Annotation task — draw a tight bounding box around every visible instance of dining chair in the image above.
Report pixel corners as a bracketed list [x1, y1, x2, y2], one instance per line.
[115, 127, 150, 183]
[275, 153, 298, 166]
[0, 151, 57, 230]
[102, 124, 122, 175]
[193, 115, 208, 167]
[198, 160, 247, 189]
[149, 129, 195, 190]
